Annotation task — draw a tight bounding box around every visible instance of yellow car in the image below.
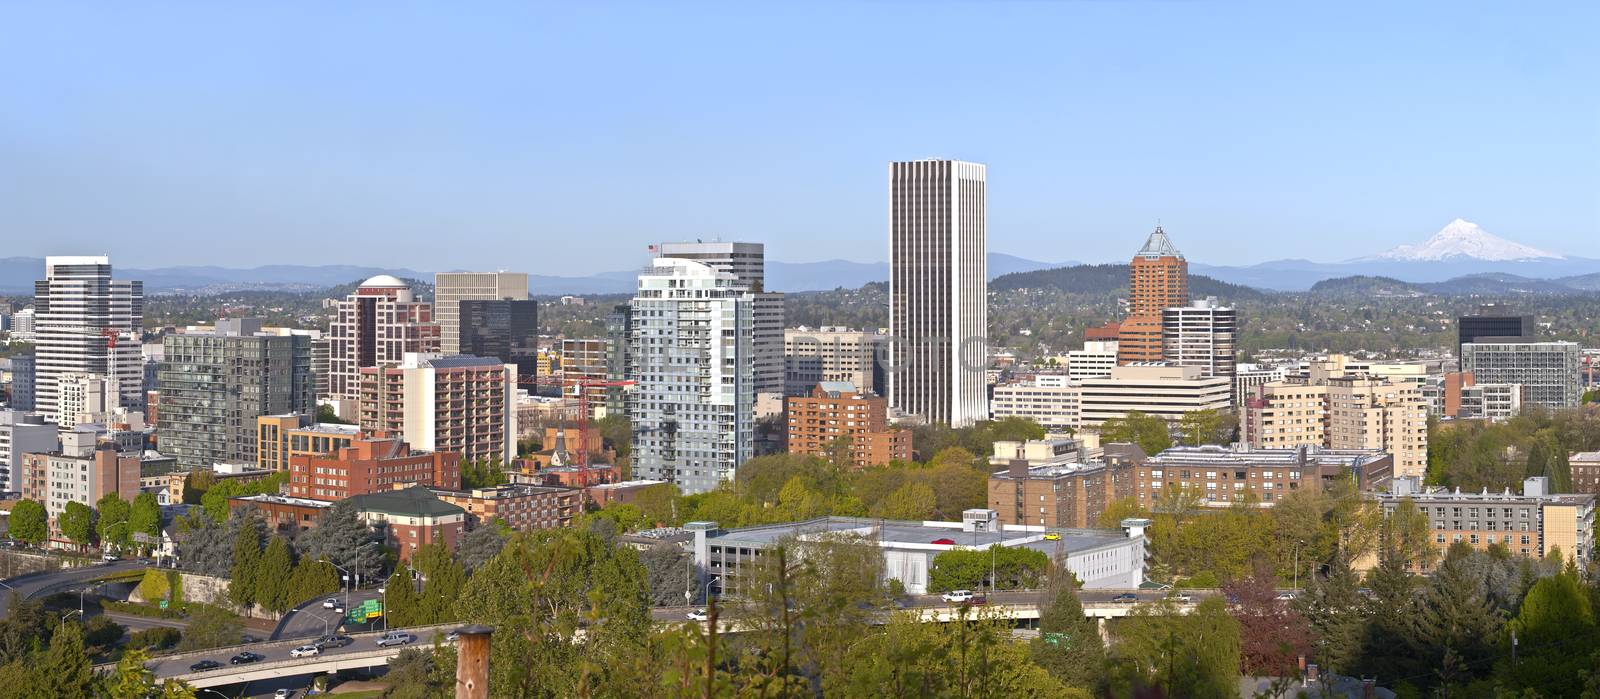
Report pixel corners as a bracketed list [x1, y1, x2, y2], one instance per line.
[1042, 532, 1061, 541]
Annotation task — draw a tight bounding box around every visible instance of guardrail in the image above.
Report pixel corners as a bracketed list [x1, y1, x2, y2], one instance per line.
[93, 623, 463, 677]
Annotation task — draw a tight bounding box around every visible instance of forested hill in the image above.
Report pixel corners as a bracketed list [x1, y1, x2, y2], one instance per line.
[991, 263, 1269, 300]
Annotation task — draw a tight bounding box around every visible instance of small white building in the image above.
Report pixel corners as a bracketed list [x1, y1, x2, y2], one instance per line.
[688, 509, 1147, 597]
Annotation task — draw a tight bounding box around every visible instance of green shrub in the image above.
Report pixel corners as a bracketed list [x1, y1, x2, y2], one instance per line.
[128, 626, 182, 651]
[134, 569, 171, 603]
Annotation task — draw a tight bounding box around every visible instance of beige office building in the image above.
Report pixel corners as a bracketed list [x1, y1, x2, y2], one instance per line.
[1077, 364, 1231, 427]
[783, 326, 887, 396]
[434, 272, 529, 355]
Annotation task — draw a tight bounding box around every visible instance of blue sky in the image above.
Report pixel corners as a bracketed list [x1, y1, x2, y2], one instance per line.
[1, 2, 1595, 274]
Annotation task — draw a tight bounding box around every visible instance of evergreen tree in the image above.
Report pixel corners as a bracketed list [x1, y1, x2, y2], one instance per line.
[411, 542, 465, 624]
[257, 536, 294, 613]
[286, 559, 342, 607]
[1358, 530, 1420, 682]
[228, 514, 264, 609]
[1411, 550, 1504, 689]
[175, 509, 232, 576]
[1295, 552, 1367, 674]
[294, 499, 384, 584]
[39, 622, 95, 699]
[1030, 565, 1104, 692]
[1499, 569, 1597, 693]
[456, 524, 507, 574]
[1524, 438, 1550, 479]
[383, 564, 424, 627]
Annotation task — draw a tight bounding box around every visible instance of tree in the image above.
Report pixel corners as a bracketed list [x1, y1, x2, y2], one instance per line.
[1110, 597, 1240, 699]
[928, 546, 1050, 593]
[134, 569, 172, 605]
[129, 492, 162, 548]
[456, 524, 507, 574]
[227, 512, 265, 609]
[107, 648, 155, 699]
[411, 542, 465, 624]
[175, 509, 232, 576]
[1296, 552, 1366, 675]
[452, 527, 652, 697]
[177, 605, 242, 651]
[257, 536, 294, 613]
[8, 500, 46, 546]
[870, 482, 936, 520]
[58, 501, 96, 550]
[1411, 549, 1504, 688]
[286, 559, 342, 606]
[640, 541, 692, 607]
[383, 564, 425, 627]
[1099, 410, 1172, 456]
[1179, 409, 1228, 447]
[294, 498, 384, 584]
[1499, 569, 1597, 693]
[95, 493, 131, 552]
[1223, 563, 1314, 677]
[315, 403, 349, 424]
[38, 622, 96, 699]
[1031, 562, 1105, 692]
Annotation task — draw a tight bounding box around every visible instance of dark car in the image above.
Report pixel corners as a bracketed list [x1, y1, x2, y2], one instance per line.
[967, 594, 989, 606]
[229, 651, 264, 665]
[1112, 593, 1138, 604]
[317, 634, 354, 649]
[189, 659, 222, 672]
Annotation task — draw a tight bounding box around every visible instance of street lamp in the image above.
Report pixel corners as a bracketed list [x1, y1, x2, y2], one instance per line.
[328, 561, 353, 613]
[701, 575, 720, 606]
[60, 609, 82, 632]
[378, 586, 387, 632]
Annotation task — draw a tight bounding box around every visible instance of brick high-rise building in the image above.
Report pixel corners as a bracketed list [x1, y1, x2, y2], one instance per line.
[287, 433, 460, 501]
[358, 353, 517, 466]
[326, 276, 439, 404]
[986, 442, 1142, 528]
[785, 382, 910, 468]
[1118, 226, 1188, 364]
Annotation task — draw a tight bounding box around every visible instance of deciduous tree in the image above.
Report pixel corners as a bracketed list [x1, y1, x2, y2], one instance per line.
[7, 500, 46, 546]
[58, 501, 96, 550]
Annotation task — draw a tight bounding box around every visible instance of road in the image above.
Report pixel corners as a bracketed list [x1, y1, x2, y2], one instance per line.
[273, 588, 384, 641]
[99, 623, 461, 685]
[0, 559, 148, 619]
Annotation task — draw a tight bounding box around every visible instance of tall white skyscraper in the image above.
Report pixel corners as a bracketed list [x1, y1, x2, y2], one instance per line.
[655, 242, 783, 397]
[32, 256, 143, 416]
[888, 160, 989, 427]
[434, 272, 529, 354]
[628, 257, 754, 494]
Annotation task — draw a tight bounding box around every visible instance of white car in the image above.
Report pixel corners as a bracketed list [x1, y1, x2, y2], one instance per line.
[274, 690, 294, 699]
[1174, 593, 1193, 603]
[686, 609, 709, 622]
[289, 645, 321, 658]
[1275, 591, 1297, 601]
[942, 590, 975, 604]
[322, 598, 337, 609]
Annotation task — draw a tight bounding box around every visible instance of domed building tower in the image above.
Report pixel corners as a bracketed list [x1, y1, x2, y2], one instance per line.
[1117, 226, 1189, 364]
[326, 275, 441, 403]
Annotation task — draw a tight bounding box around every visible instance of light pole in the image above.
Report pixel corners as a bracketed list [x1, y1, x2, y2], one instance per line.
[60, 609, 82, 632]
[701, 576, 720, 606]
[990, 545, 998, 595]
[378, 586, 387, 631]
[328, 561, 353, 613]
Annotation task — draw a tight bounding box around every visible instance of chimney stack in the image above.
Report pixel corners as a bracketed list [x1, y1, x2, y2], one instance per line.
[455, 625, 493, 699]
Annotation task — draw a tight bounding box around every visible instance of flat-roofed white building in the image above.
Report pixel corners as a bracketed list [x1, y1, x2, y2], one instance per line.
[991, 381, 1081, 431]
[1078, 364, 1231, 427]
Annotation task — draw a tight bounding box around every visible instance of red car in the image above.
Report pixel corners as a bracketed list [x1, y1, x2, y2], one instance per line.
[931, 538, 957, 545]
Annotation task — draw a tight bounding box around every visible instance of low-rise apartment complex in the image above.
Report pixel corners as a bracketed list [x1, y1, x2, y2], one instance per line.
[1376, 476, 1594, 571]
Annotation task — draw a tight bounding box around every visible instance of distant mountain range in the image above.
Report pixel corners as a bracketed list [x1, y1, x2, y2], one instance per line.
[1306, 272, 1600, 298]
[0, 253, 1072, 296]
[992, 264, 1268, 300]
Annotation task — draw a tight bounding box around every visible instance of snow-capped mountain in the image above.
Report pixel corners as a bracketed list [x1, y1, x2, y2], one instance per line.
[1356, 218, 1563, 262]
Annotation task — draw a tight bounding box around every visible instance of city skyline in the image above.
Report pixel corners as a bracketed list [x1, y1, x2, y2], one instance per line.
[2, 3, 1595, 274]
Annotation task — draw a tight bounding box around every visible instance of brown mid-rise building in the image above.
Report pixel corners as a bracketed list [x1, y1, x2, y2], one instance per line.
[430, 484, 581, 532]
[986, 440, 1142, 528]
[19, 427, 142, 530]
[228, 493, 331, 533]
[1571, 452, 1600, 495]
[350, 485, 467, 562]
[1118, 226, 1188, 365]
[1243, 376, 1429, 480]
[256, 414, 360, 472]
[358, 353, 517, 466]
[1135, 444, 1392, 509]
[326, 275, 440, 404]
[786, 382, 911, 468]
[288, 433, 460, 501]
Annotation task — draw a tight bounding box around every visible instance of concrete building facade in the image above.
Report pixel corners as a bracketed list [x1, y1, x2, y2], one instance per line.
[989, 381, 1082, 432]
[1377, 476, 1593, 571]
[1161, 297, 1236, 384]
[32, 256, 143, 417]
[783, 326, 887, 396]
[1077, 364, 1231, 427]
[433, 272, 529, 355]
[326, 275, 439, 403]
[0, 410, 57, 493]
[629, 258, 755, 494]
[1461, 340, 1581, 409]
[358, 353, 517, 465]
[888, 159, 989, 428]
[655, 242, 783, 396]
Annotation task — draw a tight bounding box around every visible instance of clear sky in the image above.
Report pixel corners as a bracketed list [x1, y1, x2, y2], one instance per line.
[1, 2, 1595, 274]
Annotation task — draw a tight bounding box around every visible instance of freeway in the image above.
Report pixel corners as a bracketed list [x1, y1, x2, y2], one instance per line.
[95, 623, 462, 688]
[0, 559, 148, 619]
[272, 588, 384, 641]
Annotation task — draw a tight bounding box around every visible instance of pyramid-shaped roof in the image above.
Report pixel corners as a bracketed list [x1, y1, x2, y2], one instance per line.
[1135, 225, 1184, 260]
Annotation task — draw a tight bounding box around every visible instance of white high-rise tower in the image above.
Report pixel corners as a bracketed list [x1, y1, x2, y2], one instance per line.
[32, 256, 143, 416]
[888, 160, 989, 427]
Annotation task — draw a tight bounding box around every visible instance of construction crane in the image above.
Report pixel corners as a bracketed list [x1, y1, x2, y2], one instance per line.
[523, 375, 635, 488]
